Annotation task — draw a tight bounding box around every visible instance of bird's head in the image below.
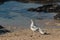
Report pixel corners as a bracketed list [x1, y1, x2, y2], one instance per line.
[31, 19, 33, 22]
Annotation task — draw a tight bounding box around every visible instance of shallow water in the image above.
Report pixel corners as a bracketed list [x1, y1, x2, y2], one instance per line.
[0, 1, 58, 28]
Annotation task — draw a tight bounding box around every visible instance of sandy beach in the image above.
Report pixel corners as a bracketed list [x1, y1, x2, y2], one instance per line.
[0, 28, 60, 40]
[0, 20, 60, 40]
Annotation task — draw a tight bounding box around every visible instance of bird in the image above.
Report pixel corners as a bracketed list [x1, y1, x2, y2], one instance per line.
[30, 19, 47, 35]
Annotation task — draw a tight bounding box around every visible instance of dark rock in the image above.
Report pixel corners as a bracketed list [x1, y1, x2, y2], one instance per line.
[0, 0, 9, 5]
[35, 7, 43, 12]
[0, 25, 4, 29]
[16, 0, 56, 4]
[54, 13, 60, 20]
[44, 4, 60, 13]
[42, 4, 57, 12]
[37, 5, 51, 12]
[46, 4, 59, 12]
[0, 29, 10, 35]
[28, 8, 36, 12]
[43, 4, 53, 8]
[28, 4, 60, 13]
[27, 4, 54, 12]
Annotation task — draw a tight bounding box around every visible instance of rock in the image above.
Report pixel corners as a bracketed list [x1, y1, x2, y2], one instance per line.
[0, 25, 11, 35]
[42, 4, 57, 12]
[54, 13, 60, 20]
[46, 4, 59, 12]
[35, 7, 44, 12]
[33, 4, 53, 12]
[0, 29, 10, 35]
[16, 0, 56, 4]
[27, 8, 36, 12]
[0, 0, 8, 5]
[28, 4, 60, 13]
[0, 25, 4, 29]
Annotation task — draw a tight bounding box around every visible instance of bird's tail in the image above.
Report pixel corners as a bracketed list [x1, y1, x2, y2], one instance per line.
[39, 28, 45, 34]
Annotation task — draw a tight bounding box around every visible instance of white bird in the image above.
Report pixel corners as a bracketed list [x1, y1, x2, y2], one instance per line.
[30, 19, 47, 35]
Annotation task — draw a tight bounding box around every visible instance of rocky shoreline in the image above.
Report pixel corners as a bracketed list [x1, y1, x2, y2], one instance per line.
[27, 4, 60, 20]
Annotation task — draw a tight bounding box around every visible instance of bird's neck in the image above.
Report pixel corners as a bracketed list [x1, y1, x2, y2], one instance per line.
[31, 20, 34, 27]
[31, 19, 36, 27]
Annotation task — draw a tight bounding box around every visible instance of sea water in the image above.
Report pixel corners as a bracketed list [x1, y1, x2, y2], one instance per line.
[0, 1, 57, 28]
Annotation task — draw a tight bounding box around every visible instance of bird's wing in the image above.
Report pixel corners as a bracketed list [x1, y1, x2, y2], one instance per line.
[33, 26, 39, 29]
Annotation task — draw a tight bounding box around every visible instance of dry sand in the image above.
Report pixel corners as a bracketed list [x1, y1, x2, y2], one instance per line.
[0, 28, 60, 40]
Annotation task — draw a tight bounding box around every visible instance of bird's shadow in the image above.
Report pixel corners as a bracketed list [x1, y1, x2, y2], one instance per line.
[42, 32, 51, 35]
[0, 29, 10, 35]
